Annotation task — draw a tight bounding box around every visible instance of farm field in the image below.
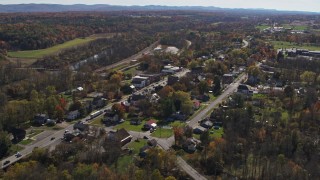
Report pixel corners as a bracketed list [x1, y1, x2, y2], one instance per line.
[8, 37, 97, 59]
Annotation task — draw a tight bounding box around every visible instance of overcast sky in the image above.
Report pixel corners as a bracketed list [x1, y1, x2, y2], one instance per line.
[1, 0, 320, 12]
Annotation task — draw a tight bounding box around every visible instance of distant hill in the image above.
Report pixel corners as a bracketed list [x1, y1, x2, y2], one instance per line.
[0, 4, 317, 14]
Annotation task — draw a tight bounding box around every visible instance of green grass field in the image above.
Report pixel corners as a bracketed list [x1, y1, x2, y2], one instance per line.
[283, 24, 308, 31]
[256, 25, 270, 30]
[8, 37, 97, 59]
[270, 41, 320, 51]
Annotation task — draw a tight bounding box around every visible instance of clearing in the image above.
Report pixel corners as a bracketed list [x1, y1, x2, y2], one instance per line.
[270, 41, 320, 51]
[8, 37, 97, 59]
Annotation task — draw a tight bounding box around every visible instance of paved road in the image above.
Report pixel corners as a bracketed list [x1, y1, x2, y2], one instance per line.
[94, 41, 159, 73]
[242, 40, 249, 48]
[129, 73, 246, 180]
[0, 68, 189, 169]
[187, 74, 247, 128]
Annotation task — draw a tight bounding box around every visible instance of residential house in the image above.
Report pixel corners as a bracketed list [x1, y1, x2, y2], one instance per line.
[171, 112, 188, 121]
[193, 126, 207, 134]
[222, 74, 234, 85]
[33, 114, 49, 125]
[161, 65, 181, 74]
[108, 128, 132, 146]
[120, 101, 130, 112]
[63, 133, 76, 142]
[67, 110, 80, 121]
[140, 74, 161, 83]
[150, 93, 160, 103]
[217, 55, 225, 61]
[182, 138, 197, 153]
[132, 76, 149, 88]
[237, 84, 252, 95]
[103, 111, 119, 125]
[167, 75, 179, 85]
[143, 119, 157, 130]
[128, 93, 146, 106]
[92, 96, 107, 109]
[196, 94, 210, 102]
[73, 121, 89, 132]
[201, 120, 214, 129]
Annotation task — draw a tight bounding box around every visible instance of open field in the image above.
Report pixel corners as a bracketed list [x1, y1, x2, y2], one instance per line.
[256, 25, 270, 30]
[283, 24, 308, 30]
[270, 41, 320, 51]
[8, 37, 97, 59]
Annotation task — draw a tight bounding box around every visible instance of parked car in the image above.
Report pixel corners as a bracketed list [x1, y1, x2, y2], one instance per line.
[15, 152, 22, 158]
[3, 160, 10, 165]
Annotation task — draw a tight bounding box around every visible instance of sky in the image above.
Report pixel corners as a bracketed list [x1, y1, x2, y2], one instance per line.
[1, 0, 320, 12]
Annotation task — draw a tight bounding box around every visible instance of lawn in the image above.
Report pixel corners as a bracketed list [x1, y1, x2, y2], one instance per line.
[270, 41, 320, 51]
[90, 117, 104, 127]
[151, 128, 173, 138]
[19, 139, 33, 145]
[8, 37, 97, 59]
[122, 66, 137, 75]
[114, 120, 147, 132]
[113, 139, 148, 173]
[28, 129, 44, 138]
[152, 121, 185, 138]
[193, 127, 224, 140]
[127, 139, 148, 154]
[114, 155, 134, 173]
[253, 93, 267, 99]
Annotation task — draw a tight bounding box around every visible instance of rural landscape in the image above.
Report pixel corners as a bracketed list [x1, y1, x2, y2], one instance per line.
[0, 2, 319, 180]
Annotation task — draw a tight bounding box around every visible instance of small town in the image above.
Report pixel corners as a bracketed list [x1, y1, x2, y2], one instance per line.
[0, 2, 319, 180]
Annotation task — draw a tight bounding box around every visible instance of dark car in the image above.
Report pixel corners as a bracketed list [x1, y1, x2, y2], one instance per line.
[50, 137, 55, 141]
[3, 160, 10, 165]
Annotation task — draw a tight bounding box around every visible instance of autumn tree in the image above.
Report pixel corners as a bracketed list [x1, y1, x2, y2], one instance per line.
[111, 103, 126, 119]
[300, 71, 316, 85]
